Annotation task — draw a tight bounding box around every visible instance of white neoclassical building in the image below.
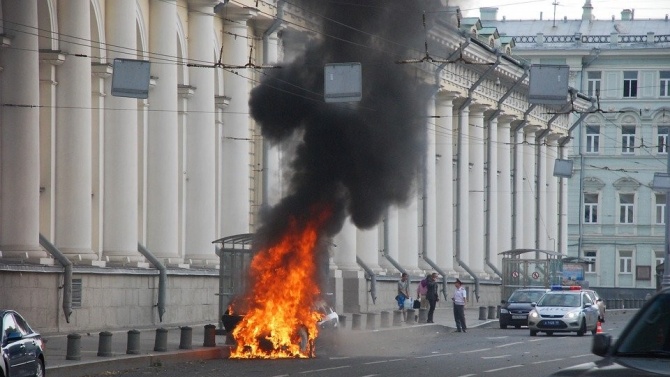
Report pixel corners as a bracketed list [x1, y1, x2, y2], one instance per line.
[0, 0, 589, 333]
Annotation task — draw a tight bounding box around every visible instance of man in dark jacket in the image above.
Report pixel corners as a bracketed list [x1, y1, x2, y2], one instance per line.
[426, 272, 439, 323]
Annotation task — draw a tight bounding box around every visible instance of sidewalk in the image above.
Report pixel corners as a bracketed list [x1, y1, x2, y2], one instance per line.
[44, 307, 495, 377]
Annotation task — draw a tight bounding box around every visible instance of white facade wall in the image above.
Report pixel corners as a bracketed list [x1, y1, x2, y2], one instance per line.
[0, 1, 577, 330]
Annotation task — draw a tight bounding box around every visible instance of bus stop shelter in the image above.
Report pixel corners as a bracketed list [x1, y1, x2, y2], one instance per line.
[499, 249, 564, 300]
[212, 233, 254, 331]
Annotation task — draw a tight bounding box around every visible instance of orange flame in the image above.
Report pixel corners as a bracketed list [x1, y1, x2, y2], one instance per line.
[230, 205, 332, 359]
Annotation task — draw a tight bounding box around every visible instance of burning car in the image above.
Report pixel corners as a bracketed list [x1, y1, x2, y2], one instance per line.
[222, 297, 338, 358]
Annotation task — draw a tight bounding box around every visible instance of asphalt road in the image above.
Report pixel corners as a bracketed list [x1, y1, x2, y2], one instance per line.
[90, 312, 634, 377]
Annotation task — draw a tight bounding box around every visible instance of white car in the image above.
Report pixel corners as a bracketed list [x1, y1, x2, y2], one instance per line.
[528, 286, 600, 336]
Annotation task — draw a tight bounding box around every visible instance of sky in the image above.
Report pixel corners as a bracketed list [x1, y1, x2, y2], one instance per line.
[458, 0, 668, 21]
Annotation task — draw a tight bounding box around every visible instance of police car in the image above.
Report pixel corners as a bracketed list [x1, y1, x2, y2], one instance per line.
[527, 285, 600, 336]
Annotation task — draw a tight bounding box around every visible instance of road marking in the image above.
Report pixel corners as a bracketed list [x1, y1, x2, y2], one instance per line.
[484, 365, 524, 373]
[529, 339, 545, 342]
[482, 355, 511, 359]
[415, 352, 453, 359]
[531, 358, 565, 364]
[495, 342, 524, 348]
[299, 366, 351, 374]
[329, 356, 351, 360]
[456, 375, 477, 377]
[364, 358, 405, 365]
[461, 348, 491, 353]
[360, 375, 380, 377]
[486, 336, 508, 339]
[570, 354, 592, 359]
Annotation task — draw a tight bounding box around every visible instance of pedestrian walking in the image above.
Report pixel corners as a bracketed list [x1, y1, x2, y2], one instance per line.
[415, 273, 429, 322]
[452, 278, 468, 332]
[396, 272, 410, 321]
[426, 272, 439, 323]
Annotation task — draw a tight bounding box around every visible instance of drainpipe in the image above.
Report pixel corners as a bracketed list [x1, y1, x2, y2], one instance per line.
[511, 104, 538, 250]
[138, 243, 167, 322]
[356, 256, 377, 304]
[381, 211, 407, 275]
[39, 234, 72, 323]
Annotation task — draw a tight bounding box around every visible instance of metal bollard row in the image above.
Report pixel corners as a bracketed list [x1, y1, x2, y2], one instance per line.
[64, 324, 217, 360]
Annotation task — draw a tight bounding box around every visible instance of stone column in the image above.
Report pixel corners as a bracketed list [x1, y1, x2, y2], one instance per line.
[357, 227, 380, 271]
[221, 7, 257, 238]
[103, 0, 141, 264]
[423, 95, 437, 269]
[398, 195, 419, 272]
[558, 144, 569, 254]
[469, 104, 489, 275]
[147, 0, 179, 261]
[545, 137, 560, 252]
[0, 0, 45, 259]
[55, 0, 94, 261]
[456, 105, 470, 271]
[184, 1, 218, 264]
[485, 111, 499, 273]
[435, 91, 458, 272]
[334, 218, 364, 314]
[496, 115, 515, 257]
[333, 218, 358, 271]
[512, 125, 524, 249]
[263, 30, 283, 207]
[381, 207, 400, 271]
[536, 135, 547, 250]
[523, 129, 537, 249]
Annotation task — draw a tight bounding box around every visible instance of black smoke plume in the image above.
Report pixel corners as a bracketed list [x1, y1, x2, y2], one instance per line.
[251, 0, 445, 246]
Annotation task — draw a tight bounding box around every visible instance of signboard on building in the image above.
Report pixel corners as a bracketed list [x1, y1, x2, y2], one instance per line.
[529, 64, 569, 105]
[324, 62, 362, 103]
[112, 58, 151, 99]
[561, 263, 585, 285]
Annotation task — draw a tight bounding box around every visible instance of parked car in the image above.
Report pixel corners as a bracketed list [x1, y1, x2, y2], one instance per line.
[546, 287, 670, 376]
[499, 288, 549, 329]
[528, 285, 600, 336]
[583, 289, 606, 323]
[1, 309, 46, 377]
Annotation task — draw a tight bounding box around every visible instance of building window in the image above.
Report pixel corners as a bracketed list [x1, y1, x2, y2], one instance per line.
[623, 71, 638, 98]
[656, 193, 666, 225]
[661, 71, 670, 97]
[658, 126, 669, 154]
[586, 125, 600, 153]
[619, 250, 633, 273]
[621, 126, 635, 154]
[584, 193, 598, 223]
[584, 250, 597, 273]
[587, 71, 601, 97]
[619, 193, 635, 224]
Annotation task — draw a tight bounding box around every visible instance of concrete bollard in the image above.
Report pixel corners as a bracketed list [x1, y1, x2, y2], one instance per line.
[352, 313, 362, 330]
[154, 328, 168, 352]
[392, 310, 403, 326]
[203, 324, 216, 347]
[380, 311, 390, 328]
[418, 308, 428, 323]
[97, 331, 113, 357]
[126, 329, 141, 355]
[478, 306, 487, 320]
[179, 326, 193, 350]
[405, 309, 416, 325]
[338, 315, 347, 330]
[487, 306, 496, 319]
[366, 312, 378, 330]
[496, 305, 501, 319]
[66, 333, 81, 361]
